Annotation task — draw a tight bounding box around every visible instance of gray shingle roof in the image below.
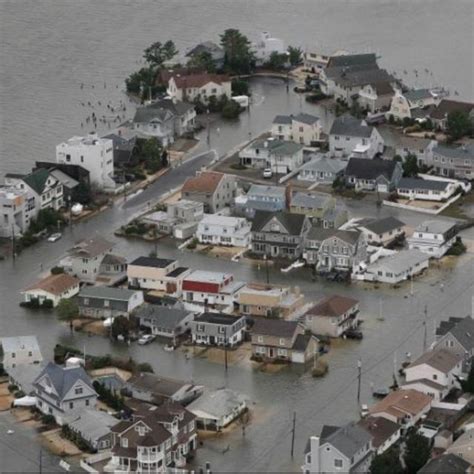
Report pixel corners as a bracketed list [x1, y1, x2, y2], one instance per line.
[307, 227, 361, 245]
[404, 89, 433, 102]
[273, 115, 292, 124]
[69, 236, 113, 258]
[187, 388, 247, 418]
[442, 316, 474, 351]
[300, 155, 347, 174]
[249, 138, 303, 156]
[291, 192, 332, 210]
[251, 210, 307, 235]
[418, 453, 470, 473]
[294, 113, 319, 125]
[68, 409, 118, 444]
[136, 305, 193, 330]
[133, 98, 194, 123]
[320, 422, 373, 458]
[329, 67, 394, 89]
[78, 286, 141, 301]
[397, 177, 450, 192]
[251, 318, 298, 338]
[327, 53, 377, 68]
[433, 143, 474, 161]
[248, 184, 286, 199]
[330, 115, 373, 138]
[344, 158, 399, 180]
[1, 335, 41, 354]
[360, 216, 405, 234]
[413, 220, 457, 235]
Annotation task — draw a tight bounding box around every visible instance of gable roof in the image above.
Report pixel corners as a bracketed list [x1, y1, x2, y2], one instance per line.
[182, 171, 225, 194]
[290, 192, 332, 210]
[127, 372, 190, 399]
[404, 89, 433, 102]
[251, 318, 298, 338]
[23, 273, 80, 296]
[171, 73, 230, 89]
[23, 168, 53, 194]
[357, 417, 400, 450]
[294, 113, 319, 125]
[418, 453, 470, 473]
[320, 422, 373, 458]
[306, 226, 361, 245]
[327, 53, 377, 69]
[78, 286, 140, 301]
[345, 158, 399, 180]
[330, 115, 373, 138]
[300, 155, 347, 174]
[407, 348, 462, 374]
[398, 177, 450, 192]
[69, 236, 113, 258]
[369, 389, 431, 418]
[329, 68, 394, 89]
[129, 256, 176, 269]
[249, 138, 304, 156]
[251, 210, 307, 235]
[135, 305, 192, 329]
[433, 143, 474, 161]
[359, 216, 405, 235]
[430, 99, 474, 120]
[306, 295, 358, 318]
[371, 81, 394, 96]
[133, 98, 194, 123]
[436, 316, 474, 351]
[273, 114, 293, 124]
[0, 335, 41, 355]
[247, 184, 286, 199]
[187, 388, 247, 418]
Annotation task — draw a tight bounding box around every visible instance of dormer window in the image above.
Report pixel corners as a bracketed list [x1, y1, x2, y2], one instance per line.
[122, 438, 128, 447]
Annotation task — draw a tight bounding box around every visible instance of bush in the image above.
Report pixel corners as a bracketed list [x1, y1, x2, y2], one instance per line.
[187, 238, 198, 250]
[222, 100, 242, 119]
[14, 390, 25, 399]
[136, 362, 154, 373]
[41, 414, 56, 426]
[447, 237, 466, 256]
[50, 266, 65, 275]
[231, 79, 249, 96]
[8, 384, 18, 393]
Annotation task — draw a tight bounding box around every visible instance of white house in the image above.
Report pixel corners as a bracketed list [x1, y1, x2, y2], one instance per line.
[407, 220, 458, 258]
[56, 133, 115, 190]
[252, 31, 285, 65]
[358, 81, 395, 113]
[0, 186, 32, 238]
[0, 335, 43, 370]
[196, 214, 251, 247]
[167, 73, 232, 104]
[297, 154, 346, 184]
[271, 113, 322, 146]
[386, 89, 440, 121]
[355, 216, 406, 246]
[22, 273, 80, 307]
[303, 48, 347, 72]
[239, 137, 304, 173]
[396, 177, 459, 202]
[329, 115, 384, 159]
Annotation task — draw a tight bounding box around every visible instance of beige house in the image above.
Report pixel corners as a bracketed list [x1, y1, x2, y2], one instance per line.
[237, 283, 305, 318]
[22, 273, 80, 307]
[271, 113, 322, 146]
[167, 73, 232, 104]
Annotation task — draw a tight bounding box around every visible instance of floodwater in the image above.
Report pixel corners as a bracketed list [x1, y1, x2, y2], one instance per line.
[0, 1, 473, 472]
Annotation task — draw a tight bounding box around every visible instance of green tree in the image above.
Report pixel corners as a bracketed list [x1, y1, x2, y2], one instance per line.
[220, 29, 254, 75]
[370, 446, 403, 474]
[231, 78, 249, 96]
[222, 99, 242, 119]
[287, 45, 303, 66]
[143, 40, 178, 68]
[111, 315, 131, 340]
[402, 153, 419, 177]
[187, 51, 216, 73]
[125, 67, 156, 96]
[71, 181, 92, 205]
[446, 110, 473, 141]
[404, 429, 431, 474]
[266, 51, 288, 71]
[56, 299, 79, 321]
[161, 149, 169, 168]
[461, 363, 474, 393]
[140, 138, 163, 173]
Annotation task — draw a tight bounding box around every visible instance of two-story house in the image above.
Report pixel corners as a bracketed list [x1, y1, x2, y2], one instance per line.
[234, 184, 287, 218]
[329, 115, 384, 159]
[289, 192, 336, 221]
[302, 422, 374, 474]
[357, 417, 401, 455]
[407, 220, 458, 258]
[239, 137, 304, 173]
[386, 89, 439, 121]
[429, 99, 474, 131]
[357, 81, 395, 113]
[167, 73, 232, 104]
[297, 154, 347, 184]
[181, 171, 238, 213]
[0, 186, 32, 238]
[77, 287, 144, 319]
[271, 113, 322, 146]
[429, 143, 474, 180]
[0, 335, 43, 371]
[304, 295, 359, 338]
[251, 210, 311, 259]
[33, 362, 97, 425]
[402, 349, 463, 400]
[344, 158, 403, 192]
[22, 273, 80, 307]
[250, 319, 318, 364]
[190, 313, 246, 347]
[196, 214, 251, 247]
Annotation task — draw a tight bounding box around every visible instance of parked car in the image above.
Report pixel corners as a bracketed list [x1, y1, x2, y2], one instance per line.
[137, 334, 156, 345]
[262, 168, 273, 179]
[47, 232, 62, 242]
[344, 328, 363, 340]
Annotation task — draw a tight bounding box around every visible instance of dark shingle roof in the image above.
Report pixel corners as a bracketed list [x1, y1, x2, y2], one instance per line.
[307, 295, 359, 318]
[294, 113, 319, 125]
[273, 115, 292, 124]
[430, 99, 474, 120]
[357, 417, 400, 450]
[329, 115, 373, 138]
[320, 422, 373, 458]
[292, 333, 314, 352]
[307, 227, 361, 245]
[398, 177, 450, 192]
[439, 316, 474, 351]
[404, 89, 433, 102]
[130, 256, 176, 268]
[251, 318, 298, 338]
[251, 210, 307, 235]
[136, 305, 192, 330]
[23, 168, 51, 194]
[360, 216, 405, 234]
[418, 454, 470, 473]
[327, 53, 377, 68]
[133, 99, 194, 123]
[194, 312, 245, 326]
[433, 143, 474, 161]
[344, 158, 399, 180]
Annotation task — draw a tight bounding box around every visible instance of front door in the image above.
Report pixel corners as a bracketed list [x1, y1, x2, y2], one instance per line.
[269, 348, 275, 358]
[271, 246, 279, 257]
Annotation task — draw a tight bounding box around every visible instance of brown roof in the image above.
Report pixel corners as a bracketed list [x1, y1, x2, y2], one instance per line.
[156, 67, 204, 85]
[357, 416, 400, 449]
[369, 389, 432, 418]
[23, 273, 80, 296]
[407, 349, 462, 374]
[182, 171, 225, 194]
[430, 99, 474, 120]
[372, 81, 394, 96]
[306, 295, 359, 318]
[171, 73, 230, 89]
[251, 318, 298, 338]
[69, 236, 113, 258]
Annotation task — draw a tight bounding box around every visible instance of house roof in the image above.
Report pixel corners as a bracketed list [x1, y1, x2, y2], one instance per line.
[251, 210, 307, 235]
[306, 295, 359, 318]
[433, 143, 474, 161]
[402, 378, 446, 391]
[273, 114, 293, 124]
[292, 333, 315, 352]
[23, 273, 80, 296]
[23, 168, 52, 194]
[294, 113, 319, 125]
[327, 53, 377, 69]
[69, 236, 114, 258]
[437, 316, 474, 351]
[290, 191, 332, 210]
[111, 418, 172, 449]
[194, 312, 244, 326]
[357, 417, 400, 449]
[360, 216, 405, 235]
[320, 422, 373, 459]
[135, 305, 192, 329]
[368, 249, 429, 275]
[34, 362, 95, 400]
[0, 335, 41, 355]
[166, 266, 189, 278]
[329, 67, 394, 89]
[78, 286, 141, 302]
[408, 349, 463, 374]
[182, 171, 225, 194]
[184, 269, 232, 283]
[418, 453, 470, 473]
[371, 81, 394, 96]
[6, 362, 46, 395]
[101, 253, 127, 265]
[68, 409, 118, 443]
[446, 428, 474, 465]
[49, 169, 79, 189]
[344, 158, 399, 180]
[247, 184, 286, 199]
[369, 389, 432, 418]
[127, 372, 190, 398]
[251, 318, 298, 338]
[300, 155, 347, 175]
[413, 220, 457, 235]
[307, 227, 361, 245]
[187, 388, 247, 419]
[186, 41, 224, 58]
[171, 73, 230, 89]
[404, 89, 433, 102]
[393, 133, 433, 150]
[133, 98, 194, 123]
[133, 106, 173, 124]
[129, 256, 176, 269]
[430, 99, 474, 120]
[248, 138, 304, 156]
[329, 115, 373, 138]
[398, 177, 450, 192]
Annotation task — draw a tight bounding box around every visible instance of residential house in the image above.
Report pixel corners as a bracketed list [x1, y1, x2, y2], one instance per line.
[102, 133, 137, 168]
[396, 177, 459, 202]
[446, 428, 474, 467]
[358, 81, 395, 113]
[127, 256, 190, 296]
[303, 48, 347, 72]
[190, 313, 246, 347]
[304, 295, 359, 338]
[302, 422, 374, 474]
[237, 283, 305, 319]
[407, 220, 458, 258]
[368, 389, 432, 428]
[271, 113, 322, 146]
[22, 273, 80, 307]
[136, 305, 195, 342]
[321, 204, 350, 229]
[430, 99, 474, 131]
[68, 409, 117, 451]
[253, 31, 285, 65]
[429, 143, 474, 180]
[7, 362, 46, 396]
[196, 214, 251, 247]
[356, 216, 405, 246]
[234, 184, 287, 218]
[5, 168, 64, 215]
[125, 372, 203, 406]
[386, 89, 439, 122]
[167, 73, 232, 104]
[56, 133, 115, 190]
[77, 287, 144, 319]
[304, 227, 367, 272]
[392, 134, 437, 165]
[418, 453, 471, 473]
[289, 192, 335, 220]
[363, 249, 430, 284]
[344, 158, 403, 192]
[297, 154, 347, 184]
[0, 335, 42, 371]
[187, 388, 247, 431]
[402, 349, 463, 400]
[33, 362, 97, 425]
[251, 210, 311, 259]
[239, 137, 304, 173]
[186, 41, 225, 69]
[329, 115, 384, 159]
[132, 98, 196, 146]
[433, 316, 474, 373]
[357, 417, 401, 455]
[250, 318, 318, 364]
[182, 270, 244, 306]
[0, 186, 31, 238]
[99, 254, 127, 283]
[181, 171, 237, 213]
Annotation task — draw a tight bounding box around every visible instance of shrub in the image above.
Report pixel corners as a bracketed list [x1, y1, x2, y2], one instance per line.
[447, 237, 466, 256]
[8, 384, 18, 393]
[187, 238, 198, 250]
[231, 79, 249, 96]
[50, 266, 65, 275]
[41, 414, 56, 426]
[136, 362, 154, 373]
[14, 390, 25, 399]
[221, 99, 242, 119]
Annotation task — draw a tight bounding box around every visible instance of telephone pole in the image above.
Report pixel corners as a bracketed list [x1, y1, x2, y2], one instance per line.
[39, 447, 42, 474]
[224, 327, 228, 373]
[357, 359, 362, 403]
[290, 411, 296, 458]
[423, 305, 428, 353]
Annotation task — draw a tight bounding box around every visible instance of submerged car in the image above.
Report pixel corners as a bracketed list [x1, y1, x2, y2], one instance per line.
[262, 168, 273, 179]
[47, 232, 62, 242]
[137, 334, 156, 345]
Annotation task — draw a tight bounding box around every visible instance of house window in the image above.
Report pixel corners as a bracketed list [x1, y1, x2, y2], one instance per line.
[279, 338, 285, 346]
[257, 336, 263, 343]
[334, 459, 343, 468]
[11, 353, 15, 358]
[433, 374, 438, 380]
[104, 300, 110, 307]
[85, 399, 90, 406]
[277, 348, 287, 356]
[122, 438, 128, 448]
[75, 387, 83, 395]
[69, 402, 74, 409]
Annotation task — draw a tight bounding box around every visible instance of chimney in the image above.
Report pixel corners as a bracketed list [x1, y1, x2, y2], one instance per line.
[309, 436, 320, 471]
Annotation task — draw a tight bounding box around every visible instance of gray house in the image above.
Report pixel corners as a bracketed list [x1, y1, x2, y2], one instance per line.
[186, 41, 225, 69]
[191, 313, 246, 347]
[77, 287, 144, 319]
[429, 143, 474, 180]
[302, 422, 374, 473]
[234, 184, 287, 218]
[344, 158, 402, 192]
[68, 409, 117, 451]
[251, 210, 311, 259]
[298, 154, 347, 184]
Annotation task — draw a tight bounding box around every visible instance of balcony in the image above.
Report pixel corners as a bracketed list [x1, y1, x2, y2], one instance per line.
[137, 452, 162, 464]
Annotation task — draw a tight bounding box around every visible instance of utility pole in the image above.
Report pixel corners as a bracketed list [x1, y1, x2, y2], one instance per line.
[264, 255, 270, 285]
[290, 411, 296, 458]
[39, 447, 42, 474]
[224, 327, 228, 373]
[357, 359, 362, 403]
[11, 224, 15, 260]
[423, 305, 428, 353]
